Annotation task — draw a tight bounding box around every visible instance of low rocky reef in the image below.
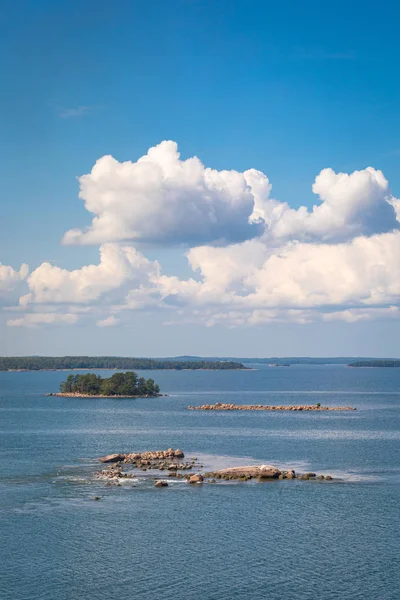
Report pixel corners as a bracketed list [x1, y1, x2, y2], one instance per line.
[203, 466, 332, 481]
[99, 448, 188, 465]
[188, 403, 356, 411]
[94, 448, 334, 487]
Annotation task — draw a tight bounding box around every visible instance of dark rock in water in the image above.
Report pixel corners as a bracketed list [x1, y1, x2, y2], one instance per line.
[189, 474, 204, 484]
[154, 480, 168, 487]
[99, 453, 126, 463]
[304, 472, 316, 478]
[325, 475, 333, 480]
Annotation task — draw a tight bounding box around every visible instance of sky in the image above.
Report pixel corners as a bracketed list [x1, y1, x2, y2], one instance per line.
[1, 0, 400, 357]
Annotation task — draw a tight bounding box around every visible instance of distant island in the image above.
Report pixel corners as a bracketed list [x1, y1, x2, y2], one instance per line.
[4, 355, 399, 371]
[49, 372, 162, 398]
[348, 360, 400, 368]
[0, 356, 246, 371]
[162, 355, 398, 365]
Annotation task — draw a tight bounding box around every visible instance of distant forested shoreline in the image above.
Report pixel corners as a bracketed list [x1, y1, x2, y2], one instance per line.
[0, 356, 246, 371]
[348, 360, 400, 368]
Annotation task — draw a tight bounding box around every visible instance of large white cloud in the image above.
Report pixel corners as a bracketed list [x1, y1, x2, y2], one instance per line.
[62, 140, 399, 248]
[63, 140, 264, 246]
[185, 231, 400, 312]
[13, 229, 400, 327]
[0, 263, 28, 293]
[6, 149, 400, 328]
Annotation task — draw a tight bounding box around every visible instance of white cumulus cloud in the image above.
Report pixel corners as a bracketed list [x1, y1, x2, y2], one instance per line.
[5, 149, 400, 329]
[15, 229, 400, 327]
[185, 231, 400, 312]
[20, 243, 160, 305]
[63, 140, 265, 246]
[253, 167, 399, 242]
[62, 141, 399, 249]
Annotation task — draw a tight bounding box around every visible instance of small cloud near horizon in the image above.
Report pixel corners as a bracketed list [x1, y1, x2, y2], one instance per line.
[59, 106, 92, 119]
[299, 51, 355, 60]
[96, 315, 120, 327]
[59, 104, 105, 119]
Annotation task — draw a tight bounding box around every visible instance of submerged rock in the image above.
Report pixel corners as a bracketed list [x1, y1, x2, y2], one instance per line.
[189, 474, 204, 484]
[154, 480, 168, 487]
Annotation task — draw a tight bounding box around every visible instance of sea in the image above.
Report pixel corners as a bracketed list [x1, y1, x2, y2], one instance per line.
[0, 364, 399, 600]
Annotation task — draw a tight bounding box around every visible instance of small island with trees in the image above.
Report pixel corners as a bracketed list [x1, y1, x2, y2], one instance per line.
[48, 372, 162, 398]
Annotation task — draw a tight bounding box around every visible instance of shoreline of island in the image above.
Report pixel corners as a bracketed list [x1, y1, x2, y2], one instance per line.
[47, 392, 166, 398]
[7, 367, 250, 372]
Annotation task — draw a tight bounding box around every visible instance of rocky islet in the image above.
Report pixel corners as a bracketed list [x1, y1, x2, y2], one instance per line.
[94, 448, 334, 486]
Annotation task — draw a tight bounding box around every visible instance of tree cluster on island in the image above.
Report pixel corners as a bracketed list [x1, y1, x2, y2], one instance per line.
[0, 356, 246, 371]
[59, 372, 161, 397]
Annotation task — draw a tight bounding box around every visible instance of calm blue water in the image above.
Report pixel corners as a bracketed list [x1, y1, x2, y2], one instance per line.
[0, 365, 399, 600]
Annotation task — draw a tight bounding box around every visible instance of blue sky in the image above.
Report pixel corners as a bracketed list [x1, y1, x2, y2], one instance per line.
[1, 0, 400, 356]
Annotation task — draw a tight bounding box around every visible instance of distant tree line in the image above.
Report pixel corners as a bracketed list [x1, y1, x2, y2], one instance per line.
[60, 372, 161, 396]
[0, 356, 245, 371]
[348, 360, 400, 368]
